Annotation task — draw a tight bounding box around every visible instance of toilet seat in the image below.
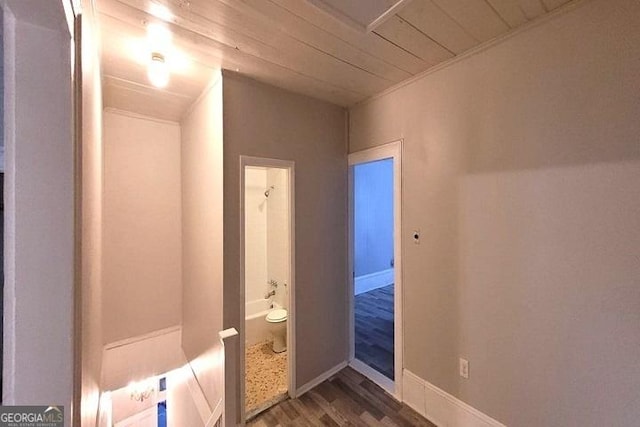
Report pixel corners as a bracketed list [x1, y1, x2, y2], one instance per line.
[266, 308, 287, 323]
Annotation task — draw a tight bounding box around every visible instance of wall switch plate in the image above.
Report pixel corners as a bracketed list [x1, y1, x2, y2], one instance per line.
[459, 358, 469, 379]
[412, 230, 421, 244]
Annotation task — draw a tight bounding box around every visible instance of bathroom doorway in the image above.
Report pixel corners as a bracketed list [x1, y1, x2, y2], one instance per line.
[240, 156, 295, 420]
[348, 141, 402, 399]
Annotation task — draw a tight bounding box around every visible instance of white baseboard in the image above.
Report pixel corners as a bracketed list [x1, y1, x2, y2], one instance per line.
[403, 370, 506, 427]
[355, 268, 394, 295]
[296, 361, 348, 397]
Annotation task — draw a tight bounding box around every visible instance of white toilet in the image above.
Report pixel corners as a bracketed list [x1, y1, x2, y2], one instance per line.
[265, 308, 287, 353]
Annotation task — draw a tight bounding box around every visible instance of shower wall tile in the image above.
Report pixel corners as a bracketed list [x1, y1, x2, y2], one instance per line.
[245, 168, 268, 303]
[267, 168, 290, 309]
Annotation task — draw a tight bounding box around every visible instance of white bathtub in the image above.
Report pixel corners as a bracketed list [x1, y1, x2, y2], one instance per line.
[245, 299, 281, 346]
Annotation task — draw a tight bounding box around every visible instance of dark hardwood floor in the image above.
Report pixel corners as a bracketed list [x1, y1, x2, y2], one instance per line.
[247, 367, 435, 427]
[355, 285, 394, 380]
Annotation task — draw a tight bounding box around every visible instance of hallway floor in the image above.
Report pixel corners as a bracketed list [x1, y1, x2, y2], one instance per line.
[246, 341, 288, 416]
[355, 285, 394, 380]
[247, 366, 435, 426]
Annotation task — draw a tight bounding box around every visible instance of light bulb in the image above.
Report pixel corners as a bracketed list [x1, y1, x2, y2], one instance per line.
[147, 23, 172, 53]
[148, 52, 169, 88]
[149, 3, 173, 22]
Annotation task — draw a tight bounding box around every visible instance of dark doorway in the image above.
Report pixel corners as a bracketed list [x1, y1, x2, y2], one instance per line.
[353, 159, 394, 380]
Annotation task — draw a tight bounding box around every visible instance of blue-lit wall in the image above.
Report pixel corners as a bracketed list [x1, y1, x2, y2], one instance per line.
[354, 159, 393, 277]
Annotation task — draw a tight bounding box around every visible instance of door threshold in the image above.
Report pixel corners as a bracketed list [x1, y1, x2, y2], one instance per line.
[245, 391, 289, 421]
[349, 358, 397, 399]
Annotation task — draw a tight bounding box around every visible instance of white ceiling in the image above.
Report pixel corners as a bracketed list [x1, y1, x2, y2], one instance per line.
[96, 0, 576, 121]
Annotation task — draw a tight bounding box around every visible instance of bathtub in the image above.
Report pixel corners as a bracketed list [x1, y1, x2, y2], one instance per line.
[245, 299, 281, 346]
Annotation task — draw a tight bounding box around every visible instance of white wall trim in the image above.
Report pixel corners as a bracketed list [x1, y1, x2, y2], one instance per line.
[103, 325, 182, 351]
[204, 391, 223, 427]
[219, 328, 238, 427]
[103, 107, 180, 126]
[295, 361, 348, 397]
[403, 369, 507, 427]
[355, 268, 394, 295]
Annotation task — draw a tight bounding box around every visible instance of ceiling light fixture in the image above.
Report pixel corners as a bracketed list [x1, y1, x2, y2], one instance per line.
[146, 23, 172, 88]
[148, 52, 170, 88]
[128, 380, 156, 403]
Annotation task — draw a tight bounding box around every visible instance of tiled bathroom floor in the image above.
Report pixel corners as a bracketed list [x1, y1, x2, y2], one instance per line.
[245, 341, 288, 416]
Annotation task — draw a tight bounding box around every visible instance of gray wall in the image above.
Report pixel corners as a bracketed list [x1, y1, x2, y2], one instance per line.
[349, 0, 640, 425]
[222, 72, 348, 416]
[2, 0, 73, 419]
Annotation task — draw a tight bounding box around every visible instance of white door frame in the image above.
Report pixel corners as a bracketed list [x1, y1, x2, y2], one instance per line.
[239, 156, 296, 422]
[348, 140, 403, 401]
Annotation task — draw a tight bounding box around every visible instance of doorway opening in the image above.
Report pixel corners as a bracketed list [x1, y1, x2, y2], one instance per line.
[240, 156, 296, 420]
[349, 141, 402, 399]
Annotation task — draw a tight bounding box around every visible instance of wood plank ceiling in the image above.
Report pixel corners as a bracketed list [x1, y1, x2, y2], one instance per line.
[96, 0, 575, 121]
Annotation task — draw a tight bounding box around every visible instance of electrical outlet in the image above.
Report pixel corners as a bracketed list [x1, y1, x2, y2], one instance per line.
[459, 358, 469, 379]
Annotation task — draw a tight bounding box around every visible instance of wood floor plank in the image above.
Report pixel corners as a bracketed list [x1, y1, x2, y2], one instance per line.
[290, 398, 324, 426]
[299, 393, 325, 418]
[250, 408, 280, 427]
[324, 379, 377, 427]
[380, 416, 400, 427]
[318, 414, 340, 427]
[355, 285, 395, 380]
[270, 405, 293, 424]
[249, 367, 436, 426]
[314, 381, 339, 403]
[248, 418, 269, 427]
[326, 381, 366, 417]
[330, 377, 386, 420]
[335, 366, 366, 385]
[398, 406, 436, 427]
[359, 379, 403, 412]
[360, 411, 385, 426]
[334, 375, 418, 427]
[330, 397, 371, 427]
[309, 390, 351, 426]
[280, 400, 302, 422]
